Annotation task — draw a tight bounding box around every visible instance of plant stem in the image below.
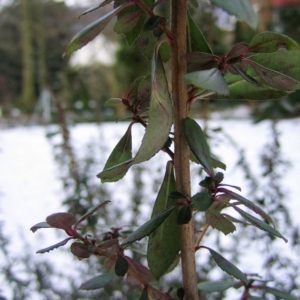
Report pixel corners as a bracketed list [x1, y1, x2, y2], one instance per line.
[195, 223, 210, 247]
[171, 1, 198, 299]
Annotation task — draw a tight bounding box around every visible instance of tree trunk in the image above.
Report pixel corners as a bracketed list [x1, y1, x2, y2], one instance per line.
[171, 1, 198, 299]
[20, 0, 35, 113]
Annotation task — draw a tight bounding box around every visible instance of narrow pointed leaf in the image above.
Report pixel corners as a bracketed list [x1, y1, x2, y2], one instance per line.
[37, 237, 73, 254]
[63, 4, 128, 57]
[183, 117, 214, 176]
[79, 273, 116, 290]
[206, 208, 236, 235]
[187, 11, 212, 53]
[265, 286, 298, 300]
[184, 68, 229, 95]
[133, 45, 172, 164]
[249, 32, 299, 53]
[192, 192, 214, 211]
[115, 256, 129, 276]
[218, 188, 274, 226]
[198, 280, 237, 292]
[211, 0, 258, 30]
[121, 204, 178, 247]
[101, 125, 133, 182]
[148, 162, 180, 280]
[177, 205, 192, 225]
[233, 206, 288, 243]
[30, 222, 53, 233]
[203, 246, 248, 284]
[75, 201, 110, 228]
[78, 1, 114, 18]
[212, 158, 226, 170]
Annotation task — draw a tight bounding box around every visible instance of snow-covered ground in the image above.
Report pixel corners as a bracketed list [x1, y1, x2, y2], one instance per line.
[0, 119, 299, 298]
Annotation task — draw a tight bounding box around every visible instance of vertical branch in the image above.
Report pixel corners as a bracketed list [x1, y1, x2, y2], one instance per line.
[171, 1, 198, 299]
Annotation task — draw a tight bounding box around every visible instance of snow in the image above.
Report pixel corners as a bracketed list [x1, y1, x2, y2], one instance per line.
[0, 119, 299, 298]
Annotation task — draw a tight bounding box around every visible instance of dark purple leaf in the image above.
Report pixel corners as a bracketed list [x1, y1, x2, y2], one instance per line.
[143, 16, 161, 31]
[227, 42, 249, 59]
[177, 205, 192, 225]
[98, 239, 119, 249]
[70, 242, 92, 259]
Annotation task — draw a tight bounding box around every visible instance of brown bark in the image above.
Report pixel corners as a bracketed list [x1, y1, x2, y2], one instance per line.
[171, 1, 198, 299]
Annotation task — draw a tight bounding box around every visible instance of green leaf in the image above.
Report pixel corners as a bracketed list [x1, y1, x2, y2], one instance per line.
[198, 280, 237, 292]
[79, 273, 116, 290]
[97, 159, 133, 182]
[133, 44, 172, 164]
[192, 192, 214, 211]
[265, 286, 298, 300]
[30, 222, 53, 233]
[177, 205, 192, 225]
[115, 0, 153, 45]
[219, 188, 274, 226]
[249, 32, 299, 53]
[143, 16, 161, 31]
[233, 206, 288, 243]
[115, 256, 129, 276]
[100, 125, 133, 182]
[70, 242, 92, 259]
[202, 51, 300, 100]
[211, 0, 258, 30]
[187, 11, 212, 53]
[63, 4, 128, 57]
[139, 288, 148, 300]
[177, 287, 185, 299]
[184, 69, 229, 95]
[138, 30, 157, 60]
[206, 208, 236, 235]
[121, 204, 178, 247]
[183, 117, 214, 176]
[104, 98, 123, 108]
[36, 237, 73, 254]
[114, 11, 143, 34]
[168, 191, 186, 200]
[212, 158, 226, 170]
[202, 246, 248, 284]
[147, 162, 180, 280]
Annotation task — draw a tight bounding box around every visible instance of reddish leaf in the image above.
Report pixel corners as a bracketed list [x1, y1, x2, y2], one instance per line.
[78, 1, 114, 18]
[46, 213, 75, 235]
[227, 42, 249, 60]
[183, 52, 218, 69]
[71, 242, 92, 259]
[98, 239, 119, 249]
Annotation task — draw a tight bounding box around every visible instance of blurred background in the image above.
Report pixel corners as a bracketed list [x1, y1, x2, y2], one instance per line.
[0, 0, 300, 299]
